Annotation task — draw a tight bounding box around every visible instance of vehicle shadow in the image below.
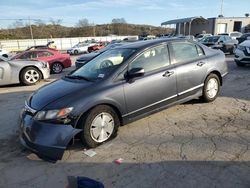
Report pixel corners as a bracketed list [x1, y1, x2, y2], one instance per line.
[0, 133, 249, 188]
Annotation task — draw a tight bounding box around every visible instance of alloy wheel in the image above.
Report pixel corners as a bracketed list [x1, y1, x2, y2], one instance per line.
[24, 69, 40, 83]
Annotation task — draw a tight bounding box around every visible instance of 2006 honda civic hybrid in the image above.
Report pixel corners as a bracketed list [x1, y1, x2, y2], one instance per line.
[20, 38, 228, 161]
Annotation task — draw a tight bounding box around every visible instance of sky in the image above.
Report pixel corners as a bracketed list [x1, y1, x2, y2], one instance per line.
[0, 0, 250, 28]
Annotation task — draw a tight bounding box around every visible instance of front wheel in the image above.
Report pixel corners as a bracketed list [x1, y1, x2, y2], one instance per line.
[202, 74, 220, 102]
[80, 105, 120, 148]
[20, 67, 42, 85]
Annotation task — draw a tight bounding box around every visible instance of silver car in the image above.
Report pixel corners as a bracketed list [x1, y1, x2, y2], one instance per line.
[0, 56, 50, 86]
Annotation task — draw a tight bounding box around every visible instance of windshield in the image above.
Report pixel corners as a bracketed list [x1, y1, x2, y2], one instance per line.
[202, 36, 220, 43]
[70, 48, 135, 81]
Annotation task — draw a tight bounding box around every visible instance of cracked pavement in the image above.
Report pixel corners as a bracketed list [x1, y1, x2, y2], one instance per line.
[0, 56, 249, 188]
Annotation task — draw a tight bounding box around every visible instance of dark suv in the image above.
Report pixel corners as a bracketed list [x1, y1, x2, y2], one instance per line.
[20, 38, 228, 161]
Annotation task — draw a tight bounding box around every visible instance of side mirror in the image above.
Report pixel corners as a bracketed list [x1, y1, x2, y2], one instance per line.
[125, 67, 145, 80]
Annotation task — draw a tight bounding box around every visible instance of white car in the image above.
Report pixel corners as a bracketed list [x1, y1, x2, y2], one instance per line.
[229, 31, 242, 39]
[67, 42, 96, 55]
[0, 49, 9, 58]
[234, 40, 250, 66]
[229, 32, 242, 40]
[196, 34, 212, 41]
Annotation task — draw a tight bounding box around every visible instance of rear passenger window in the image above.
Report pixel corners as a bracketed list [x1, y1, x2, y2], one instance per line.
[129, 45, 170, 73]
[171, 42, 203, 64]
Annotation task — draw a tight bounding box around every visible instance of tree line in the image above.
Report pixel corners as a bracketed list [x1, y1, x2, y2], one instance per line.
[0, 18, 173, 40]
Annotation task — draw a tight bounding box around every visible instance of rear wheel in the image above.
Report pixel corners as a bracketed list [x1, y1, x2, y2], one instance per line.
[51, 62, 63, 74]
[74, 50, 79, 55]
[20, 67, 41, 85]
[80, 105, 120, 148]
[202, 74, 220, 102]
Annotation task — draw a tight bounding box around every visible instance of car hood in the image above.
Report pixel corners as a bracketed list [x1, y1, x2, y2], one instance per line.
[77, 53, 99, 61]
[29, 78, 93, 110]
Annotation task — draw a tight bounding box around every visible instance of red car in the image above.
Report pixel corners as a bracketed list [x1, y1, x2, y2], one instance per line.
[12, 48, 72, 74]
[87, 43, 105, 53]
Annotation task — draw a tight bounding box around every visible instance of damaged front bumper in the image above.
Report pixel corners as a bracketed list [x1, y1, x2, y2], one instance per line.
[20, 113, 81, 162]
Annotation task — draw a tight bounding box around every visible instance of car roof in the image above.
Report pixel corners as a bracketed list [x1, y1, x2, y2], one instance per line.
[27, 48, 58, 53]
[117, 38, 187, 50]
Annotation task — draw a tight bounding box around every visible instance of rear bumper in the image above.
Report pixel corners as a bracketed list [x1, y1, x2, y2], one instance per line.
[20, 113, 81, 161]
[63, 58, 72, 68]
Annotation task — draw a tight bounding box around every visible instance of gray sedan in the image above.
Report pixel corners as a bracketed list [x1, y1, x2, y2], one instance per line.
[20, 38, 228, 161]
[0, 56, 50, 86]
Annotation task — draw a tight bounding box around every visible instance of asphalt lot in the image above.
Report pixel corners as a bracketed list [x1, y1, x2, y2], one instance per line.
[0, 55, 249, 188]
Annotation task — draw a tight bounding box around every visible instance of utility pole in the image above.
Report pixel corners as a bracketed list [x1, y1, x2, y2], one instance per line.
[220, 0, 224, 16]
[29, 17, 34, 39]
[93, 22, 96, 37]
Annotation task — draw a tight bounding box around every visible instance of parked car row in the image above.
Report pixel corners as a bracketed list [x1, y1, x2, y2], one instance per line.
[67, 41, 108, 55]
[200, 35, 238, 54]
[19, 38, 228, 161]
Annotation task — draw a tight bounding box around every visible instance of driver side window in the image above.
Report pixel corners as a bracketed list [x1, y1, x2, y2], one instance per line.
[129, 45, 170, 73]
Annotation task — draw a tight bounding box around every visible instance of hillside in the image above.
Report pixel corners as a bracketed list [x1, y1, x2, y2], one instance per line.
[0, 23, 173, 40]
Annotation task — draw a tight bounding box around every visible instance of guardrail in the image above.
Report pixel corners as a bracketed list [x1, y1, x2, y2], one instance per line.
[0, 36, 138, 52]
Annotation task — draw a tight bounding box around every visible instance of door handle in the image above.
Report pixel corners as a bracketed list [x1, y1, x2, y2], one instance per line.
[197, 62, 206, 67]
[163, 71, 174, 77]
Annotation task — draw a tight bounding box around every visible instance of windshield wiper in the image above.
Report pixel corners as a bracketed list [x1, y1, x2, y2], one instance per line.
[65, 75, 92, 81]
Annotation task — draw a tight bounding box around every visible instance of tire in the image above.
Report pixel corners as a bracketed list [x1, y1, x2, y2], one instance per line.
[80, 105, 120, 148]
[51, 62, 63, 74]
[202, 74, 220, 103]
[236, 61, 245, 67]
[74, 50, 78, 55]
[20, 67, 42, 86]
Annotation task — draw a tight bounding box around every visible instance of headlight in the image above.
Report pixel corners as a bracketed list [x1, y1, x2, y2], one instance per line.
[39, 61, 48, 68]
[237, 45, 245, 51]
[34, 107, 73, 121]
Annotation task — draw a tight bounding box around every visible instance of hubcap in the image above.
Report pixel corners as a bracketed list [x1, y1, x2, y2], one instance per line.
[90, 112, 114, 143]
[53, 63, 62, 73]
[24, 70, 39, 83]
[206, 78, 219, 99]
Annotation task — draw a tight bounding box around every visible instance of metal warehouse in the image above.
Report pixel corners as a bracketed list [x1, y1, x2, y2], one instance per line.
[161, 16, 250, 35]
